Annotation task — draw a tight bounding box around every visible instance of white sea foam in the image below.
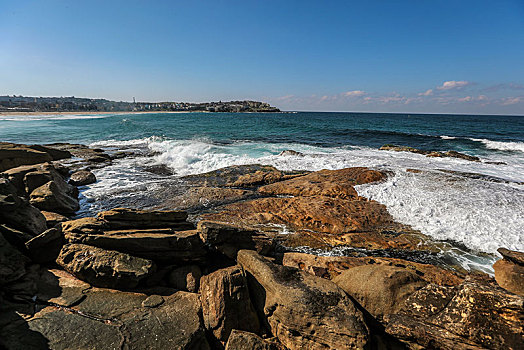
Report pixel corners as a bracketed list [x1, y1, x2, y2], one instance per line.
[86, 137, 524, 270]
[440, 135, 456, 140]
[470, 138, 524, 153]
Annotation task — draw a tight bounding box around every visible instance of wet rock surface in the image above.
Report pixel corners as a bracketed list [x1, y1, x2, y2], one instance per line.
[380, 144, 480, 161]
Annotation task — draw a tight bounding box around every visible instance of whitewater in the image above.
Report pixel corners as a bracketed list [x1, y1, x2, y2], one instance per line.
[2, 111, 523, 272]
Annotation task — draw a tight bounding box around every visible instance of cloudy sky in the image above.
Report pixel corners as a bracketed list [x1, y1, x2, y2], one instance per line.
[1, 0, 523, 114]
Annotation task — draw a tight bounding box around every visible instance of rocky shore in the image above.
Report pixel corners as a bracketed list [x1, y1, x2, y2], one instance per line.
[1, 142, 523, 349]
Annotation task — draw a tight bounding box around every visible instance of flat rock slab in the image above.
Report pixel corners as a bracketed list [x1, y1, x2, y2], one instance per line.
[282, 252, 465, 286]
[61, 209, 205, 264]
[258, 167, 385, 199]
[237, 250, 369, 349]
[0, 269, 209, 350]
[56, 243, 155, 289]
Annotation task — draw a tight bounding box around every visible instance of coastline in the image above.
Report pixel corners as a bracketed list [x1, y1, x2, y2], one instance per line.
[0, 110, 200, 117]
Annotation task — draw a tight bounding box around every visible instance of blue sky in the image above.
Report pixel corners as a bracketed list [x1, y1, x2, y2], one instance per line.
[1, 0, 523, 114]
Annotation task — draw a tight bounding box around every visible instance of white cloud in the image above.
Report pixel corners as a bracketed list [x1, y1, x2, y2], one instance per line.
[437, 80, 471, 90]
[457, 95, 487, 102]
[343, 90, 366, 97]
[501, 96, 523, 105]
[418, 89, 433, 96]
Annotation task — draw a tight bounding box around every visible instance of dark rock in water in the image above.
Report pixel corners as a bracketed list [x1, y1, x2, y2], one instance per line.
[237, 250, 369, 349]
[494, 247, 524, 296]
[30, 181, 79, 215]
[200, 265, 260, 343]
[443, 150, 480, 162]
[41, 211, 69, 228]
[278, 149, 304, 157]
[0, 269, 210, 349]
[68, 170, 96, 186]
[380, 144, 481, 162]
[198, 220, 275, 259]
[0, 231, 30, 285]
[167, 265, 201, 292]
[62, 209, 205, 264]
[485, 161, 507, 165]
[25, 227, 65, 263]
[0, 142, 53, 172]
[0, 178, 47, 235]
[56, 243, 155, 289]
[333, 265, 428, 322]
[225, 330, 285, 350]
[142, 164, 175, 176]
[385, 278, 524, 349]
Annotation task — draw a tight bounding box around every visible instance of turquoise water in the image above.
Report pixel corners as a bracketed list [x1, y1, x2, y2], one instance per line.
[2, 112, 524, 271]
[2, 112, 523, 156]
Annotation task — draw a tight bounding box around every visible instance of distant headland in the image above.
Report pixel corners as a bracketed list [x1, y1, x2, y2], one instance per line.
[0, 95, 280, 113]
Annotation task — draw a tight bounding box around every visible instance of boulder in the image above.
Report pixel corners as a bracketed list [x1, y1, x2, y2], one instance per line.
[225, 330, 284, 350]
[25, 227, 64, 263]
[3, 162, 74, 196]
[237, 250, 369, 349]
[200, 265, 260, 343]
[386, 279, 524, 349]
[494, 248, 524, 296]
[0, 269, 210, 349]
[167, 265, 201, 292]
[0, 232, 29, 285]
[443, 150, 480, 162]
[56, 243, 155, 289]
[41, 211, 69, 228]
[282, 252, 464, 286]
[333, 265, 428, 321]
[0, 178, 47, 235]
[30, 180, 79, 215]
[0, 224, 33, 251]
[0, 142, 53, 172]
[198, 221, 274, 259]
[258, 167, 385, 199]
[68, 170, 96, 186]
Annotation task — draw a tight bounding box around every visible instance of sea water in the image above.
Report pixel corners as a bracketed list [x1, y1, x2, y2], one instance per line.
[2, 112, 523, 271]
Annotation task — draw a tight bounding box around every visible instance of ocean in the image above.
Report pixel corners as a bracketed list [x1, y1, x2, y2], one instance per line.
[2, 111, 523, 272]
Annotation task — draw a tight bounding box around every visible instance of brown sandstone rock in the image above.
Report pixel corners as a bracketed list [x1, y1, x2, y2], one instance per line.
[385, 279, 524, 349]
[56, 243, 155, 289]
[258, 167, 385, 199]
[97, 207, 191, 229]
[282, 252, 465, 286]
[494, 248, 524, 296]
[168, 265, 202, 292]
[237, 250, 369, 349]
[225, 330, 284, 350]
[200, 265, 260, 343]
[0, 142, 53, 172]
[41, 211, 69, 227]
[0, 178, 47, 235]
[25, 227, 64, 263]
[0, 269, 209, 350]
[68, 170, 96, 186]
[198, 220, 275, 259]
[333, 265, 428, 321]
[0, 232, 29, 285]
[61, 209, 205, 264]
[30, 180, 79, 215]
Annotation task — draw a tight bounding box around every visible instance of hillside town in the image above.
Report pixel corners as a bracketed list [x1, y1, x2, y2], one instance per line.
[0, 96, 280, 113]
